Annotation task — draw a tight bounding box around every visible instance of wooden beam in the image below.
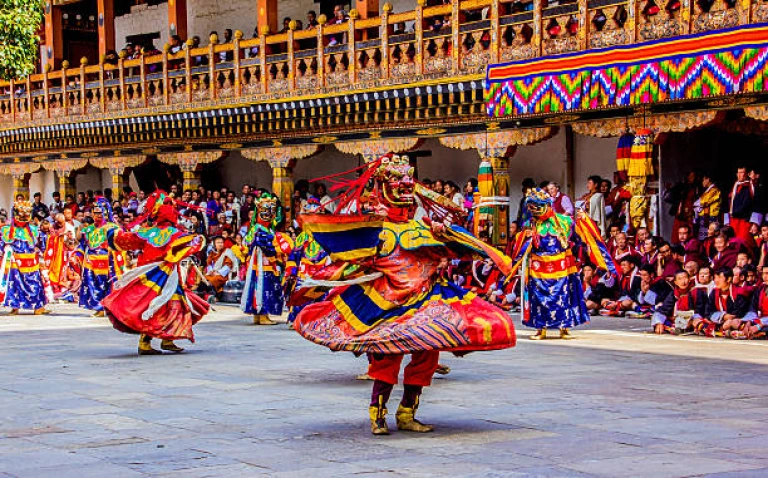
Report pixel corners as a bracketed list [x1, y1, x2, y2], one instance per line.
[355, 0, 379, 18]
[97, 0, 115, 59]
[43, 2, 64, 69]
[257, 0, 278, 34]
[168, 0, 188, 39]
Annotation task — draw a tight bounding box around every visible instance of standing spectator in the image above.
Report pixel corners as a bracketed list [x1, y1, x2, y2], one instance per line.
[49, 191, 65, 215]
[280, 17, 292, 33]
[666, 171, 699, 243]
[219, 29, 234, 62]
[726, 166, 758, 249]
[579, 176, 606, 237]
[546, 182, 574, 216]
[306, 10, 319, 29]
[444, 181, 465, 210]
[31, 192, 49, 222]
[605, 173, 631, 229]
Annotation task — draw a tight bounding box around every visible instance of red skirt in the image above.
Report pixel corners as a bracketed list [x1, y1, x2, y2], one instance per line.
[102, 263, 210, 342]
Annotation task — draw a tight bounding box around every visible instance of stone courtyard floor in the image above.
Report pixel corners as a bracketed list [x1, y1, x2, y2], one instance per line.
[1, 304, 768, 477]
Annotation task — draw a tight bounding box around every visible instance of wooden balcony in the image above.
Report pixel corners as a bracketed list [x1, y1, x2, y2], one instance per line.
[0, 0, 762, 130]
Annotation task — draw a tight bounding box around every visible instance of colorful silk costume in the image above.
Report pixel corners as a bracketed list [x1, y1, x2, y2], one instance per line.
[295, 157, 516, 354]
[102, 192, 210, 343]
[293, 153, 517, 435]
[508, 189, 617, 331]
[0, 201, 48, 312]
[77, 198, 126, 312]
[241, 194, 293, 318]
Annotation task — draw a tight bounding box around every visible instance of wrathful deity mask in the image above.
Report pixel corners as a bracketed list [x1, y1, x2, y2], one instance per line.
[12, 200, 33, 223]
[524, 188, 553, 218]
[257, 194, 278, 226]
[374, 154, 415, 208]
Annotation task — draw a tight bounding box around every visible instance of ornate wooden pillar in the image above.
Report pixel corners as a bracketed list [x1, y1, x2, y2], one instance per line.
[97, 0, 115, 60]
[42, 158, 89, 200]
[257, 0, 278, 35]
[0, 163, 43, 202]
[168, 0, 188, 39]
[43, 1, 64, 69]
[271, 164, 294, 222]
[241, 145, 320, 223]
[12, 175, 32, 201]
[356, 0, 379, 18]
[90, 155, 146, 197]
[58, 173, 77, 199]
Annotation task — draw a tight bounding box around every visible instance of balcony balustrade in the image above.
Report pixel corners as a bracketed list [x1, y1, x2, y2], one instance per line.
[0, 0, 761, 127]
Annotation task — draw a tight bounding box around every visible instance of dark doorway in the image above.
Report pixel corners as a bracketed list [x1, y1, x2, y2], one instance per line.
[132, 157, 181, 192]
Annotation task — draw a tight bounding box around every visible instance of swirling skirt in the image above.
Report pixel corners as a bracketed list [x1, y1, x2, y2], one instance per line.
[295, 286, 516, 355]
[102, 263, 209, 341]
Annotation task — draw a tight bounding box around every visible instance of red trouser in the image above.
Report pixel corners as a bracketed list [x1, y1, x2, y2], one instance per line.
[368, 351, 440, 386]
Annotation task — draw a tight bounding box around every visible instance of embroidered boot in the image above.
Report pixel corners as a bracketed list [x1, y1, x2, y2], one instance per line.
[530, 329, 546, 340]
[161, 340, 185, 353]
[396, 395, 434, 433]
[253, 314, 277, 325]
[560, 328, 574, 340]
[33, 308, 51, 315]
[369, 396, 390, 435]
[138, 334, 162, 356]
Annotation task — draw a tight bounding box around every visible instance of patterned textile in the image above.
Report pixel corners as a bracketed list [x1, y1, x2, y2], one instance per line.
[78, 223, 125, 311]
[102, 226, 210, 341]
[295, 218, 517, 354]
[0, 224, 46, 310]
[486, 23, 768, 118]
[240, 223, 293, 316]
[508, 209, 615, 330]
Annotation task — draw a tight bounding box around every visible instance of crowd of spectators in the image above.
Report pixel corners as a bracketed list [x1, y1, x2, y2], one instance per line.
[4, 163, 768, 340]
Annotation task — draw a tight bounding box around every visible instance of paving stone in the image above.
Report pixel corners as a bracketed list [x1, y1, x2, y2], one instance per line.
[1, 306, 768, 476]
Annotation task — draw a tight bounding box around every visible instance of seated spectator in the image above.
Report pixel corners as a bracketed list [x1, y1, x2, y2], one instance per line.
[696, 268, 750, 337]
[584, 264, 614, 314]
[600, 256, 641, 316]
[684, 260, 700, 281]
[641, 237, 659, 268]
[629, 264, 672, 318]
[736, 251, 751, 269]
[635, 227, 650, 253]
[651, 270, 706, 334]
[711, 234, 738, 270]
[741, 265, 768, 339]
[676, 224, 703, 265]
[200, 236, 236, 300]
[612, 232, 639, 263]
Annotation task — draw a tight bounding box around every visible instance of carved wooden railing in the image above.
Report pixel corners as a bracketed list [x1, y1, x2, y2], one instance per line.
[0, 0, 760, 127]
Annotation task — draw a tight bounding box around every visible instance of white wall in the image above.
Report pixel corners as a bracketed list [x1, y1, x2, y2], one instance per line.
[212, 151, 273, 191]
[114, 0, 326, 48]
[0, 175, 12, 215]
[415, 138, 481, 186]
[294, 146, 360, 182]
[29, 170, 57, 205]
[573, 133, 619, 199]
[75, 166, 108, 193]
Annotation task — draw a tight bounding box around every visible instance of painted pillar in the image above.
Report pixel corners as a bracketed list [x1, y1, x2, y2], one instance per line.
[97, 0, 115, 60]
[168, 0, 188, 39]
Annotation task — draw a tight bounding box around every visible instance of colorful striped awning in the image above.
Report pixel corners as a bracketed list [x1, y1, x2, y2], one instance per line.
[485, 23, 768, 118]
